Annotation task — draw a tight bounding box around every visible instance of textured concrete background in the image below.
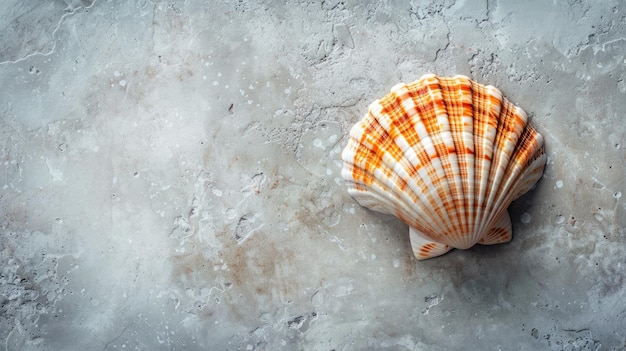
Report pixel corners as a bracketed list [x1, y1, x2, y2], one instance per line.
[1, 1, 625, 350]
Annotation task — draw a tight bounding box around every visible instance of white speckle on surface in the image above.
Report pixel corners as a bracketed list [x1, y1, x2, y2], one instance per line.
[555, 214, 565, 224]
[556, 180, 563, 188]
[119, 79, 126, 87]
[520, 212, 532, 224]
[278, 221, 288, 232]
[422, 295, 442, 315]
[211, 186, 223, 197]
[344, 204, 356, 214]
[593, 212, 603, 222]
[333, 23, 355, 49]
[45, 158, 64, 181]
[225, 208, 236, 219]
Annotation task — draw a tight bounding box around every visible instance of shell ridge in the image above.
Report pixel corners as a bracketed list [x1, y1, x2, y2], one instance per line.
[343, 94, 449, 235]
[379, 85, 455, 234]
[477, 99, 529, 236]
[438, 76, 477, 247]
[496, 130, 546, 205]
[406, 75, 462, 243]
[494, 126, 545, 203]
[452, 76, 477, 244]
[387, 80, 459, 236]
[343, 150, 436, 233]
[480, 126, 546, 233]
[344, 140, 423, 219]
[469, 81, 502, 246]
[425, 76, 468, 244]
[389, 84, 458, 235]
[509, 129, 546, 198]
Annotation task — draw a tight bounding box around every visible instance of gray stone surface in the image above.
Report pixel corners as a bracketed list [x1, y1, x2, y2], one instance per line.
[1, 0, 625, 350]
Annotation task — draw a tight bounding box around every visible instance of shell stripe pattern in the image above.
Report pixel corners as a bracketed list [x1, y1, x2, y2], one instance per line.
[341, 74, 546, 260]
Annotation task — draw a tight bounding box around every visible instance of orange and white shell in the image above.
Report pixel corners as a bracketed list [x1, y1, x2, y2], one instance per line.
[341, 74, 546, 260]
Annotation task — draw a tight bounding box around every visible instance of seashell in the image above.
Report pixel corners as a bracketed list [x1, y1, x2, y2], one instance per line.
[341, 74, 546, 260]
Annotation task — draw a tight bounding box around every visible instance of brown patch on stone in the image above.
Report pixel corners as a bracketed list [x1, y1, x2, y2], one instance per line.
[171, 226, 303, 324]
[220, 233, 302, 321]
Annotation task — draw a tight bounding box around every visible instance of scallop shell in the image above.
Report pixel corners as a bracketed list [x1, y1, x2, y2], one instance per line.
[341, 74, 546, 260]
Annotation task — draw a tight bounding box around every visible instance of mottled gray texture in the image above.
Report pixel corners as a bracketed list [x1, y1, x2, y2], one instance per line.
[1, 1, 625, 350]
